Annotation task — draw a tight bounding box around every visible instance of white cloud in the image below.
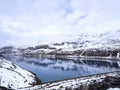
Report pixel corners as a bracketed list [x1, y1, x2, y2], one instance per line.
[0, 0, 120, 46]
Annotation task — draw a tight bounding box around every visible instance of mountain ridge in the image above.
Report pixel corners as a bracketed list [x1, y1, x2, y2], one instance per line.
[1, 30, 120, 58]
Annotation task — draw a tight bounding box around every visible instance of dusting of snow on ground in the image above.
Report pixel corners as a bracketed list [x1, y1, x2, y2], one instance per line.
[0, 57, 39, 89]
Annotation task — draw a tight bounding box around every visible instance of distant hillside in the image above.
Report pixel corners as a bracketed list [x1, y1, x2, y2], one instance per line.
[1, 30, 120, 58]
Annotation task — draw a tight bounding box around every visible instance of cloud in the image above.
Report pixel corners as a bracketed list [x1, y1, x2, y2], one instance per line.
[0, 0, 120, 46]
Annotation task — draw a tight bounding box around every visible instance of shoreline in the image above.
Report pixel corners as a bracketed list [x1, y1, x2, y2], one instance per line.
[42, 70, 120, 84]
[2, 54, 120, 89]
[3, 53, 120, 61]
[19, 71, 120, 90]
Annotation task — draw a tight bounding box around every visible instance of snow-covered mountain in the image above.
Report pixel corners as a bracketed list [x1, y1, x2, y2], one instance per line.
[0, 56, 41, 89]
[49, 29, 120, 50]
[0, 30, 120, 89]
[1, 30, 120, 58]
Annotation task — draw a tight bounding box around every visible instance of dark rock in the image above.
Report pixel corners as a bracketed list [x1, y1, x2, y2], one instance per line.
[88, 76, 120, 90]
[0, 86, 13, 90]
[0, 46, 14, 54]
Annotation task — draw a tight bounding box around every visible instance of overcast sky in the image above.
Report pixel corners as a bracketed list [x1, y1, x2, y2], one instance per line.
[0, 0, 120, 46]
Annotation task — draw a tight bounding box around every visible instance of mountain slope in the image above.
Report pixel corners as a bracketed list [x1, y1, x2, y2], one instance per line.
[1, 30, 120, 58]
[0, 56, 41, 89]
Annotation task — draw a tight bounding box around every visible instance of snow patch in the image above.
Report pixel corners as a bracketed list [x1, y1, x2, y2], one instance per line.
[0, 57, 40, 89]
[108, 88, 120, 90]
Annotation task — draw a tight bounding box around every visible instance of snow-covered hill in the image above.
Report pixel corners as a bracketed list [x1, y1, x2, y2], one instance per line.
[0, 56, 41, 89]
[1, 30, 120, 58]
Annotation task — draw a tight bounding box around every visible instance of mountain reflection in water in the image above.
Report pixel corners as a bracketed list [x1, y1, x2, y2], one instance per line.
[5, 55, 120, 83]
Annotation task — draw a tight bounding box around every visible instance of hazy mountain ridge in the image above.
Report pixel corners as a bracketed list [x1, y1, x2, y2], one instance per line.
[1, 30, 120, 58]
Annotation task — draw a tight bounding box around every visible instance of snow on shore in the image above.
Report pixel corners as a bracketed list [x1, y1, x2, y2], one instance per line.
[0, 57, 41, 89]
[19, 71, 120, 90]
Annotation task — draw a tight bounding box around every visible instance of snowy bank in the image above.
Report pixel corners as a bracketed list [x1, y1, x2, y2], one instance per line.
[0, 56, 41, 89]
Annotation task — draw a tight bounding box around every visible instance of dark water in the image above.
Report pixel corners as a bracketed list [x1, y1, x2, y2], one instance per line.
[5, 55, 120, 83]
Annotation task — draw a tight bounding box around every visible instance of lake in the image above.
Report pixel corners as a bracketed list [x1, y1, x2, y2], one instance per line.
[5, 55, 120, 83]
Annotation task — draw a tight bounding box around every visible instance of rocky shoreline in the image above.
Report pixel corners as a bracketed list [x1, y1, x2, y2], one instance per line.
[87, 76, 120, 90]
[19, 71, 120, 90]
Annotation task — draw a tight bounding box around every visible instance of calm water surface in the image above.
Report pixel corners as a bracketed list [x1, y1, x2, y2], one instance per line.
[5, 55, 120, 83]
